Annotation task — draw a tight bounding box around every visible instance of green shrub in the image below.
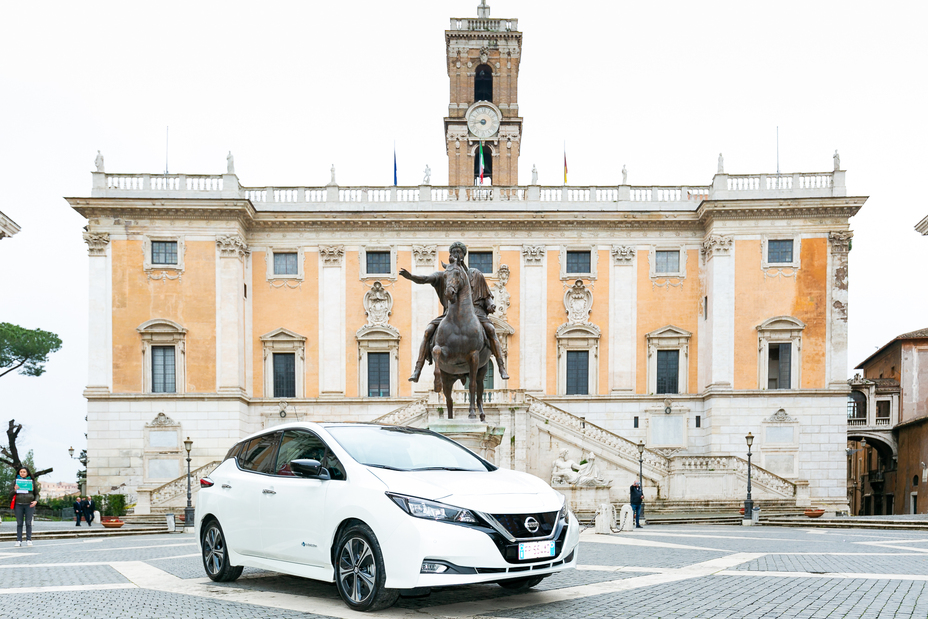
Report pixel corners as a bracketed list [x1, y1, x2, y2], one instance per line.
[104, 494, 127, 517]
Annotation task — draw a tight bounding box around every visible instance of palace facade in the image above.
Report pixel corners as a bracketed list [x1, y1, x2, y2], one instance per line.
[69, 3, 866, 515]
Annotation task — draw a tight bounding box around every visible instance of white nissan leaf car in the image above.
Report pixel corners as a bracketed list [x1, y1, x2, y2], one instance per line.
[195, 422, 580, 611]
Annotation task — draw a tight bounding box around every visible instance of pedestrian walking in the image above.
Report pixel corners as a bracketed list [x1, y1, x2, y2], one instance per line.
[10, 467, 38, 547]
[73, 496, 85, 526]
[83, 497, 96, 526]
[630, 480, 644, 529]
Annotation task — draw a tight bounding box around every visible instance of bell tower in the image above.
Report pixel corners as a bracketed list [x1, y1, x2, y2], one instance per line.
[445, 1, 523, 186]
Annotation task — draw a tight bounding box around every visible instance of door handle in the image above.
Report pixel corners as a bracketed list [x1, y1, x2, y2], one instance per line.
[221, 484, 232, 489]
[262, 489, 276, 495]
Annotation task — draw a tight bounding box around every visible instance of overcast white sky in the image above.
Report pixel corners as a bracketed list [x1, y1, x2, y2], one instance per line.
[1, 1, 925, 482]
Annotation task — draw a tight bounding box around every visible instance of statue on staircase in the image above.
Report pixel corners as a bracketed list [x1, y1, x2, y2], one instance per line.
[551, 448, 612, 488]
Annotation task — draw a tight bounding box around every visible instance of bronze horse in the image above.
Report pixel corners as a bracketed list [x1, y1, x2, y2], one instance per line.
[432, 260, 492, 421]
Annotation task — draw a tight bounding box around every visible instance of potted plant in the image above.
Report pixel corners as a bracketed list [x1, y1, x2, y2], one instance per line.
[804, 508, 825, 518]
[101, 494, 127, 527]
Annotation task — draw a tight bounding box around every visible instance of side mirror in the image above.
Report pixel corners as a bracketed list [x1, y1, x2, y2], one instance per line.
[290, 459, 331, 480]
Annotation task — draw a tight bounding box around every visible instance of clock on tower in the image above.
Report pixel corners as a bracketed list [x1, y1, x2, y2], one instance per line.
[444, 1, 523, 186]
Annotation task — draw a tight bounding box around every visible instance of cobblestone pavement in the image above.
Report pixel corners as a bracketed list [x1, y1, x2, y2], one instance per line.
[1, 525, 926, 618]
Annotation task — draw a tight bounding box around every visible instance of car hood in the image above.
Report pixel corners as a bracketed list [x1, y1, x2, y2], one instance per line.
[366, 467, 562, 514]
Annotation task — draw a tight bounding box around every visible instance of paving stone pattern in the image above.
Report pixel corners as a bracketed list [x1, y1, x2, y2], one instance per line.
[502, 575, 928, 619]
[0, 589, 334, 619]
[733, 553, 928, 574]
[581, 541, 729, 568]
[1, 564, 128, 588]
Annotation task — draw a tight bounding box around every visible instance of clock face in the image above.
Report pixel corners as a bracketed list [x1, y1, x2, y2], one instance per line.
[467, 105, 500, 139]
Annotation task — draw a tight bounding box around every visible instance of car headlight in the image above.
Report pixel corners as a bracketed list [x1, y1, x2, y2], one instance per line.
[557, 493, 569, 522]
[387, 493, 478, 524]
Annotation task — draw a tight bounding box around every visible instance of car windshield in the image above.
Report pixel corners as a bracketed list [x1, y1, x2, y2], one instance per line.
[326, 426, 492, 472]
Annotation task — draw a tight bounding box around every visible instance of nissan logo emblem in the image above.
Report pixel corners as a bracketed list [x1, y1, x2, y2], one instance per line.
[524, 516, 540, 534]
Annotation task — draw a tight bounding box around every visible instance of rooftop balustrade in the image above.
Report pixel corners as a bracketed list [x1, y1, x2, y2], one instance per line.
[89, 169, 847, 210]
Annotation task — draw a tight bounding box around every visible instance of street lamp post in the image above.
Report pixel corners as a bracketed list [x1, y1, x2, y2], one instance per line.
[68, 446, 88, 496]
[636, 441, 644, 488]
[744, 432, 754, 525]
[184, 437, 194, 528]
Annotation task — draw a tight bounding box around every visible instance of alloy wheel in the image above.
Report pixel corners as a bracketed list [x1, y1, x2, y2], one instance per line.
[203, 525, 225, 576]
[338, 536, 376, 604]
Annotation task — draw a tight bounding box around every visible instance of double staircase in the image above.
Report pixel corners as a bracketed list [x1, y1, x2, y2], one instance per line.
[132, 461, 221, 515]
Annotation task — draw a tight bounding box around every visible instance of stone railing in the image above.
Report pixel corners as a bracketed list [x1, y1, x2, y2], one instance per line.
[525, 395, 670, 474]
[428, 389, 526, 407]
[372, 396, 428, 427]
[670, 455, 795, 498]
[89, 169, 844, 206]
[450, 17, 519, 31]
[151, 460, 221, 506]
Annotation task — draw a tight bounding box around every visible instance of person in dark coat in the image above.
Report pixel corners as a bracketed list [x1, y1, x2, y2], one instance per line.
[74, 497, 85, 526]
[630, 480, 644, 528]
[82, 497, 95, 526]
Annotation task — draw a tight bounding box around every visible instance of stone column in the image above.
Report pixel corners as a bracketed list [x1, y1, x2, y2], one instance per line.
[828, 232, 853, 388]
[411, 245, 438, 393]
[609, 245, 636, 392]
[703, 235, 734, 390]
[216, 235, 248, 394]
[519, 245, 547, 391]
[319, 246, 346, 394]
[83, 231, 111, 394]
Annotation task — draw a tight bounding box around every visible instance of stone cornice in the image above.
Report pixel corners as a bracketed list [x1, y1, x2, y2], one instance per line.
[697, 197, 866, 225]
[0, 209, 21, 239]
[66, 197, 257, 226]
[917, 214, 928, 236]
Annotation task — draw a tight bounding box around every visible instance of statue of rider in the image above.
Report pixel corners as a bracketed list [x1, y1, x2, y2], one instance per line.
[399, 241, 509, 382]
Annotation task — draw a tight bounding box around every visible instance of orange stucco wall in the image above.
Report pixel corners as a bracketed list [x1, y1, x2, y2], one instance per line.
[732, 238, 827, 389]
[592, 250, 610, 394]
[111, 239, 216, 393]
[635, 249, 700, 394]
[250, 250, 319, 397]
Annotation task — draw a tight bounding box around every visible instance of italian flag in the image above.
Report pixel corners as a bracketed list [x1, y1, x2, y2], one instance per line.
[479, 141, 485, 184]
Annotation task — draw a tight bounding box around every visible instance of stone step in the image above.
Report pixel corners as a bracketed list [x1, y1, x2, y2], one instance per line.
[0, 526, 169, 541]
[763, 517, 928, 531]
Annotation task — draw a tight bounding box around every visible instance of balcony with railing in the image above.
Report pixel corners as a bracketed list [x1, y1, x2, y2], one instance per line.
[89, 168, 847, 211]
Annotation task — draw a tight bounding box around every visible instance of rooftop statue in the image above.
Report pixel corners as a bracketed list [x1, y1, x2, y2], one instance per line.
[94, 150, 104, 173]
[227, 151, 235, 174]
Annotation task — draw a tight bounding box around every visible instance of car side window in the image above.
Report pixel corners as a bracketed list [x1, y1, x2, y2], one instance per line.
[224, 442, 242, 462]
[275, 430, 346, 480]
[239, 432, 281, 474]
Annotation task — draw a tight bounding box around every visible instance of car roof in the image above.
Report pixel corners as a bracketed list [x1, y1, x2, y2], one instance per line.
[236, 421, 399, 444]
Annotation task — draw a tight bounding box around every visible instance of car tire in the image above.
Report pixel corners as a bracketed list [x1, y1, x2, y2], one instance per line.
[334, 523, 399, 612]
[497, 575, 546, 590]
[201, 520, 244, 582]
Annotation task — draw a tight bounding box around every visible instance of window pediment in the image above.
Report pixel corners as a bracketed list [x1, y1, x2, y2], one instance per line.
[646, 325, 692, 343]
[260, 328, 306, 344]
[356, 324, 401, 341]
[137, 319, 186, 336]
[756, 316, 806, 333]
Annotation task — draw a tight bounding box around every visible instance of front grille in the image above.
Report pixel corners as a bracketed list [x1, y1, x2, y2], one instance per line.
[491, 511, 558, 539]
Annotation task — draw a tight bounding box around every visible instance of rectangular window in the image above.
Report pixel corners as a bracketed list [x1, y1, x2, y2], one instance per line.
[768, 240, 794, 264]
[696, 415, 701, 428]
[767, 343, 791, 389]
[468, 252, 493, 274]
[655, 349, 679, 394]
[273, 353, 296, 398]
[239, 433, 281, 474]
[368, 352, 390, 397]
[566, 251, 591, 274]
[633, 416, 639, 429]
[366, 251, 391, 275]
[151, 346, 176, 393]
[704, 296, 708, 320]
[566, 350, 589, 395]
[151, 241, 178, 265]
[483, 360, 495, 390]
[877, 401, 890, 419]
[273, 252, 298, 275]
[655, 250, 680, 274]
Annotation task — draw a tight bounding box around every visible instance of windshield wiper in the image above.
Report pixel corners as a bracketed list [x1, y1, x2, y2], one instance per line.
[410, 466, 476, 472]
[364, 463, 407, 471]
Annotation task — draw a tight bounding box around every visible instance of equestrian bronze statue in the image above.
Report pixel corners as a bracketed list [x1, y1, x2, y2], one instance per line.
[399, 242, 508, 421]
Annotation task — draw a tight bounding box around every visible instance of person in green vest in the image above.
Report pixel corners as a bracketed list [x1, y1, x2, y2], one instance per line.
[10, 467, 38, 547]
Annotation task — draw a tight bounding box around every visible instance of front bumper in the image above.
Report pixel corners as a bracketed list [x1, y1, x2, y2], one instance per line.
[379, 510, 581, 589]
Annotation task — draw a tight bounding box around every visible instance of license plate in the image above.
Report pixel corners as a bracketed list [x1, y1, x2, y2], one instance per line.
[518, 540, 555, 560]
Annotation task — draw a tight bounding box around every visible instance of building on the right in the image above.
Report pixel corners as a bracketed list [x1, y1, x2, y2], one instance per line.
[850, 327, 928, 515]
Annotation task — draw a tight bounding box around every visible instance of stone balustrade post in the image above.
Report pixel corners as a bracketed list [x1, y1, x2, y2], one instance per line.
[221, 173, 240, 199]
[326, 184, 339, 202]
[419, 185, 432, 208]
[833, 170, 846, 196]
[91, 171, 106, 195]
[618, 185, 630, 201]
[527, 185, 540, 201]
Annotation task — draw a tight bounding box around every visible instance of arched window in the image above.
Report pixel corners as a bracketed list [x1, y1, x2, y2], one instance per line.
[474, 65, 492, 102]
[847, 391, 867, 421]
[474, 142, 493, 184]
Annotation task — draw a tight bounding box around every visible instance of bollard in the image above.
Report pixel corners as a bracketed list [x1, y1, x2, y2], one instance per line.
[752, 506, 761, 524]
[165, 513, 176, 532]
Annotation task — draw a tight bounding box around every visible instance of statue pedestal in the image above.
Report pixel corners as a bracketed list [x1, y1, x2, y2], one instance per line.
[428, 420, 505, 462]
[554, 485, 613, 515]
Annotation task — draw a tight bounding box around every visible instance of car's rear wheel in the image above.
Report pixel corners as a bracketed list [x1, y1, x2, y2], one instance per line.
[498, 575, 546, 590]
[202, 520, 243, 582]
[334, 523, 399, 611]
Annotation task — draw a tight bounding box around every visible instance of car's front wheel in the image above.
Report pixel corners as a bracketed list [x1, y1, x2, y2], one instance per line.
[202, 520, 243, 582]
[334, 523, 399, 612]
[498, 575, 546, 590]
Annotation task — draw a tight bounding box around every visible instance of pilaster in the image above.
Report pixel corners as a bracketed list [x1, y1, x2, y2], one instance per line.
[216, 235, 248, 395]
[83, 231, 111, 394]
[827, 231, 853, 388]
[609, 245, 636, 392]
[703, 234, 734, 390]
[319, 245, 346, 395]
[519, 245, 547, 391]
[411, 245, 439, 393]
